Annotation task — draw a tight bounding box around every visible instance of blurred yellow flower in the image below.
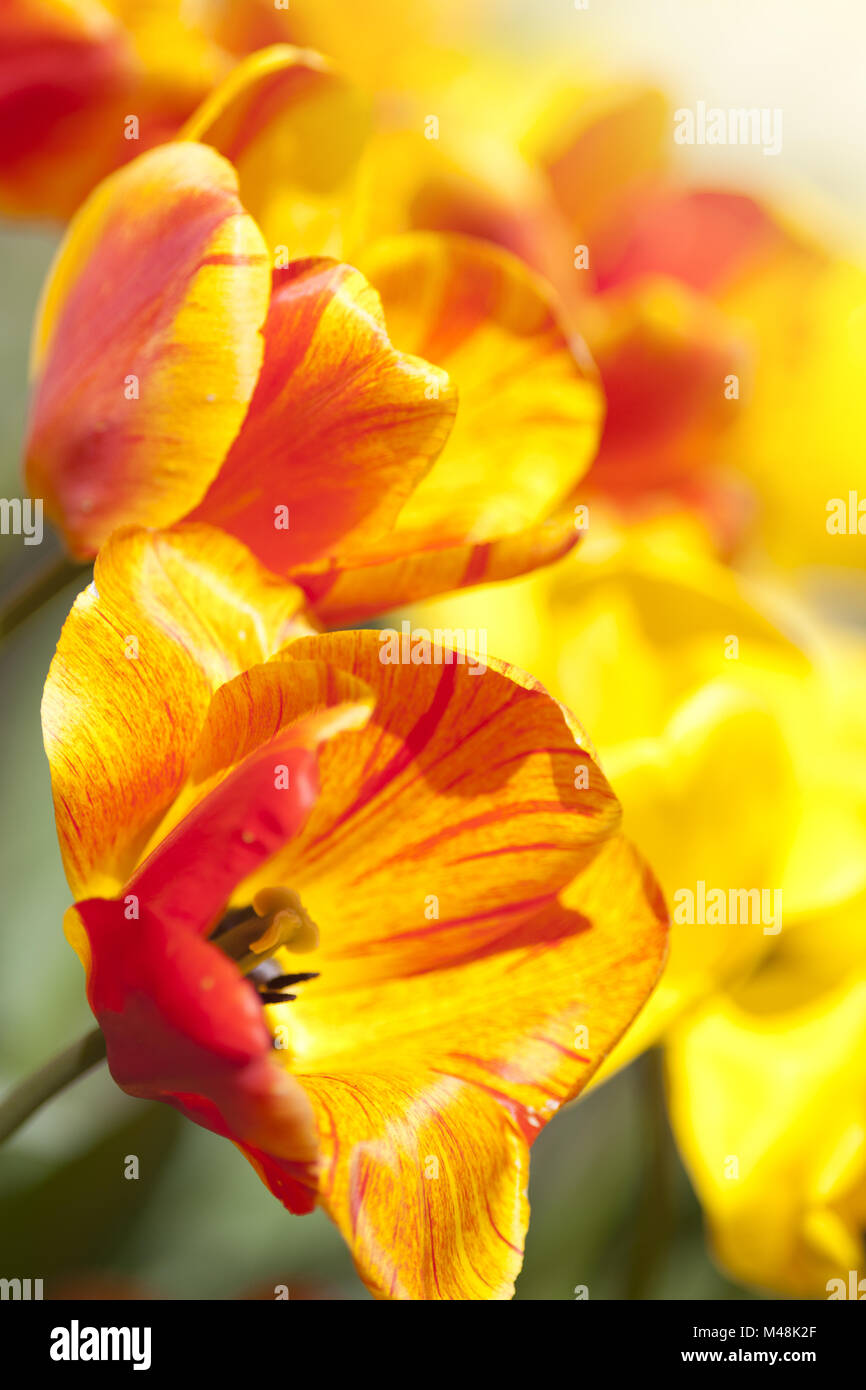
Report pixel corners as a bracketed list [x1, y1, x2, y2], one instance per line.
[667, 911, 866, 1297]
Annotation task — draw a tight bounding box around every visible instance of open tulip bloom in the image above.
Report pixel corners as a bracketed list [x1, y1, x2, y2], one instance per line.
[35, 526, 667, 1299]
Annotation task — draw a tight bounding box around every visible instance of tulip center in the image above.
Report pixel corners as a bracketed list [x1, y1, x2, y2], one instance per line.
[211, 886, 320, 1006]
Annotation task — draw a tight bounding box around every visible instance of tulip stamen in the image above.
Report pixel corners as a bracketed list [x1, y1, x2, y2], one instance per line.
[245, 960, 320, 1010]
[267, 971, 320, 989]
[210, 887, 320, 978]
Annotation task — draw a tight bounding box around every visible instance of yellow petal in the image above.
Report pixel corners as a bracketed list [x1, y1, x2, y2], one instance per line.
[724, 253, 866, 569]
[42, 524, 311, 898]
[181, 44, 370, 256]
[272, 833, 665, 1299]
[361, 231, 602, 544]
[299, 1070, 529, 1299]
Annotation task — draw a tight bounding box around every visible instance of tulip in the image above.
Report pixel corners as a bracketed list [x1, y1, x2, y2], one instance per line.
[24, 49, 603, 619]
[47, 523, 667, 1299]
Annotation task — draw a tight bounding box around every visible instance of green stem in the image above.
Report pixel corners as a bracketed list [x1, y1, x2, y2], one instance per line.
[0, 1027, 106, 1145]
[0, 554, 91, 640]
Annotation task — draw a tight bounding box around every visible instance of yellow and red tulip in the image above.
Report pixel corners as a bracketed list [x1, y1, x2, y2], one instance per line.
[24, 51, 604, 617]
[47, 524, 668, 1299]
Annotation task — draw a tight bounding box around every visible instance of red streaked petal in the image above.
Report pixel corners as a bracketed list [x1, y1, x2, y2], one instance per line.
[188, 257, 456, 571]
[26, 142, 271, 555]
[295, 506, 581, 623]
[236, 629, 621, 990]
[298, 1068, 529, 1299]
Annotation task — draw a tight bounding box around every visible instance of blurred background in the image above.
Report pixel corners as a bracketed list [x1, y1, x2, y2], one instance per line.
[1, 0, 864, 1300]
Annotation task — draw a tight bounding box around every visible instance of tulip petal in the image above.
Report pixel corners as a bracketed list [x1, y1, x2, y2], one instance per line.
[590, 684, 795, 1078]
[293, 833, 667, 1107]
[293, 232, 603, 616]
[261, 833, 666, 1298]
[361, 232, 602, 542]
[299, 1069, 529, 1299]
[0, 0, 226, 217]
[181, 44, 370, 255]
[26, 141, 271, 555]
[127, 728, 317, 937]
[530, 83, 669, 263]
[723, 250, 866, 569]
[187, 258, 456, 571]
[136, 658, 376, 860]
[74, 893, 319, 1189]
[667, 979, 866, 1296]
[344, 126, 566, 285]
[237, 628, 621, 988]
[69, 728, 339, 1208]
[297, 507, 582, 624]
[43, 525, 311, 899]
[592, 188, 793, 297]
[582, 278, 747, 523]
